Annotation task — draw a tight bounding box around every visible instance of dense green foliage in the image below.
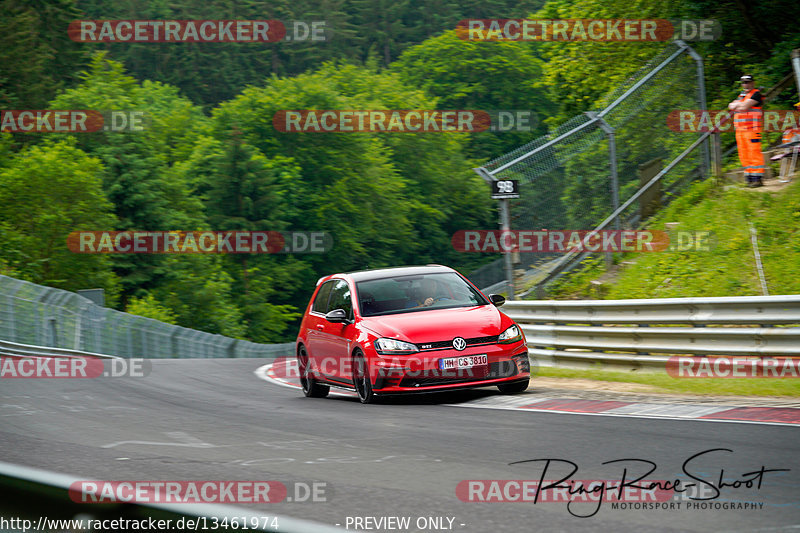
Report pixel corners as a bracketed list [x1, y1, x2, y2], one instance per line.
[1, 0, 798, 341]
[0, 0, 87, 109]
[71, 0, 545, 108]
[0, 139, 118, 292]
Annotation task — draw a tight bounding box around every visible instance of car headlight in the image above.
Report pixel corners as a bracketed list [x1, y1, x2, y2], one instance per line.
[498, 324, 522, 344]
[374, 338, 419, 355]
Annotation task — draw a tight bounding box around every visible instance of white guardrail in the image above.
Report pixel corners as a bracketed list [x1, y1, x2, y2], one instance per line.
[501, 295, 800, 370]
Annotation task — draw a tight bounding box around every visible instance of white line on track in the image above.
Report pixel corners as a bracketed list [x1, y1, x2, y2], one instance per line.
[254, 362, 356, 397]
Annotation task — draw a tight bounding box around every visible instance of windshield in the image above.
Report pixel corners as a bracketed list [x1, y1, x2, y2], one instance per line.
[355, 272, 489, 317]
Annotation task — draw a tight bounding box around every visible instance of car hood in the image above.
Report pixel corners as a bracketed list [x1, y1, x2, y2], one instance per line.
[360, 305, 506, 341]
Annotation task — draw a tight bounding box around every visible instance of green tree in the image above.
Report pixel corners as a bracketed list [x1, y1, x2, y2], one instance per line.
[0, 0, 88, 109]
[393, 30, 552, 160]
[176, 130, 305, 341]
[73, 0, 549, 109]
[212, 64, 416, 273]
[317, 61, 497, 267]
[154, 256, 248, 338]
[0, 140, 119, 295]
[206, 61, 500, 328]
[212, 62, 496, 273]
[49, 54, 209, 298]
[126, 293, 178, 324]
[46, 55, 267, 339]
[533, 0, 800, 126]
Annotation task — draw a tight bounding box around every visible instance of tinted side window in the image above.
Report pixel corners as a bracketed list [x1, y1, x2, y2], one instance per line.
[312, 281, 335, 314]
[327, 280, 352, 319]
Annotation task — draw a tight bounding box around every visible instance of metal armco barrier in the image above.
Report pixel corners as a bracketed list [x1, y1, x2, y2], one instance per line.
[0, 461, 344, 533]
[502, 295, 800, 369]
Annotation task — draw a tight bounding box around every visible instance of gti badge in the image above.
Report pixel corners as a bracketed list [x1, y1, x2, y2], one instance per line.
[452, 337, 467, 351]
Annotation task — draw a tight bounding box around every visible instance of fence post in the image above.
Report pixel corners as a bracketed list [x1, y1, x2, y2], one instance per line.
[678, 41, 711, 179]
[499, 198, 515, 300]
[170, 328, 181, 358]
[5, 278, 24, 342]
[591, 113, 620, 269]
[47, 317, 58, 347]
[791, 49, 800, 103]
[711, 131, 723, 182]
[475, 166, 516, 299]
[127, 320, 133, 358]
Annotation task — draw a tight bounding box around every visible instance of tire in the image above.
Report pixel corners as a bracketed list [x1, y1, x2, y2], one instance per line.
[298, 345, 329, 398]
[497, 379, 529, 394]
[352, 351, 376, 404]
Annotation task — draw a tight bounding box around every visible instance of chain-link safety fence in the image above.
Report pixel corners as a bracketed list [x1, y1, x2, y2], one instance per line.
[470, 41, 715, 296]
[0, 275, 294, 358]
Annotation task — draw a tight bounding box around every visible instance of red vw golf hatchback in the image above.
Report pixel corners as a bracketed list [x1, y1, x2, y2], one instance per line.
[295, 265, 530, 403]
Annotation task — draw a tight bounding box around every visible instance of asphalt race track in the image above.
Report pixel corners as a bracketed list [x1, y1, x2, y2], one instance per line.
[1, 358, 799, 532]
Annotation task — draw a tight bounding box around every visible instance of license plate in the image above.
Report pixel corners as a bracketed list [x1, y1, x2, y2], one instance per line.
[439, 354, 487, 370]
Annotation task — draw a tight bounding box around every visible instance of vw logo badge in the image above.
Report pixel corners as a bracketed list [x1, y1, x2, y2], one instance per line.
[452, 337, 467, 351]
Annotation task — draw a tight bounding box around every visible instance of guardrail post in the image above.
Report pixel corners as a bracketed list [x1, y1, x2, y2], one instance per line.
[535, 283, 545, 300]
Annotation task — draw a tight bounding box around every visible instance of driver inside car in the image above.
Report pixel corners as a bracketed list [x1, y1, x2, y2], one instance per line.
[408, 278, 441, 308]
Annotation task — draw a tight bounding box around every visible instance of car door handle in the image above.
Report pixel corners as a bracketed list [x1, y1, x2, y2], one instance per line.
[316, 324, 324, 330]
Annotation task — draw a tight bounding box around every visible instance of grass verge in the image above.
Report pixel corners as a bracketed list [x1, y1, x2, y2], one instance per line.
[546, 178, 800, 299]
[536, 365, 800, 397]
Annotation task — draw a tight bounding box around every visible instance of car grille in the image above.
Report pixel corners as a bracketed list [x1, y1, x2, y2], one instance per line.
[416, 335, 499, 351]
[398, 360, 517, 388]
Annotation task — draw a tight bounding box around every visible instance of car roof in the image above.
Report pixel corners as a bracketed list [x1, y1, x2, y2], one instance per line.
[344, 264, 455, 282]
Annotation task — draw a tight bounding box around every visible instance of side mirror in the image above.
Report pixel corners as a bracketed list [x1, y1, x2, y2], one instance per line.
[325, 308, 350, 324]
[489, 294, 506, 307]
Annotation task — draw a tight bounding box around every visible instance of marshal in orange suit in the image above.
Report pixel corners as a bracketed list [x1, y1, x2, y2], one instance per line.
[728, 74, 765, 187]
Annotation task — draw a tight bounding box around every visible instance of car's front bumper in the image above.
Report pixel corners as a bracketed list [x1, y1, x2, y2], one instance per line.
[370, 344, 530, 393]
